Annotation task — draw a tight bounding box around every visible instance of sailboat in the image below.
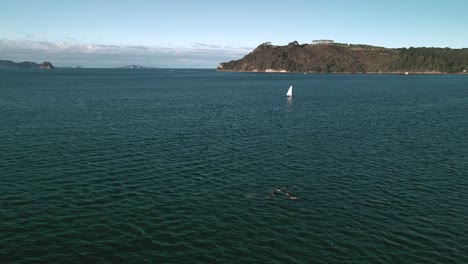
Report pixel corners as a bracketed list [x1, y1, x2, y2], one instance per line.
[286, 85, 293, 97]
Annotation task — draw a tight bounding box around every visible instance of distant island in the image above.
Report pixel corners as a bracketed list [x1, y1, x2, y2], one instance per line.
[217, 40, 468, 74]
[0, 60, 54, 69]
[118, 65, 158, 69]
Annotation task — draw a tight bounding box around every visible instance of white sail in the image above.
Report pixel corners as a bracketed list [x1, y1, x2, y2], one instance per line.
[286, 85, 293, 97]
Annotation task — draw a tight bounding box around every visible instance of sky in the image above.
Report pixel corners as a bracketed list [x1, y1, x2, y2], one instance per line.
[1, 0, 467, 68]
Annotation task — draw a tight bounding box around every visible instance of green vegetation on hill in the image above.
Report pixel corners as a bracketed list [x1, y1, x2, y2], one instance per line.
[0, 60, 54, 69]
[217, 42, 468, 73]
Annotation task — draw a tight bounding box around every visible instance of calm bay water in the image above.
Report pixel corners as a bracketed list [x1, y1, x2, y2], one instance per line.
[1, 69, 467, 263]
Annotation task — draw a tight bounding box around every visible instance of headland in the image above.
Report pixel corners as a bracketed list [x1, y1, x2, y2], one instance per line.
[217, 41, 468, 74]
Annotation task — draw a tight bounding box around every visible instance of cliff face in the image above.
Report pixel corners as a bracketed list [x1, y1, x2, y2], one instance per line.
[217, 42, 468, 73]
[0, 60, 54, 69]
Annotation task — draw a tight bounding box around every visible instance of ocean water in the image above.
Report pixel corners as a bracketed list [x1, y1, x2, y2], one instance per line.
[1, 69, 467, 263]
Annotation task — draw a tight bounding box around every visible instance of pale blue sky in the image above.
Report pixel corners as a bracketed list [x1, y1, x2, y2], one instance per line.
[1, 0, 467, 67]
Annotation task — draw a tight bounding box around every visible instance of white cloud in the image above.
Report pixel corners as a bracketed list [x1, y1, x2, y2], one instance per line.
[0, 38, 252, 68]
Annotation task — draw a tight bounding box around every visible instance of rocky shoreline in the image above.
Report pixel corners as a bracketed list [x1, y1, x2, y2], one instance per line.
[217, 69, 467, 75]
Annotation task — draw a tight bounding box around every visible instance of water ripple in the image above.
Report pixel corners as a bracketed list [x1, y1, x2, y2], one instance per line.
[1, 70, 467, 263]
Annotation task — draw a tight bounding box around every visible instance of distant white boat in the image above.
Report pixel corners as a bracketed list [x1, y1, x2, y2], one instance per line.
[286, 85, 293, 97]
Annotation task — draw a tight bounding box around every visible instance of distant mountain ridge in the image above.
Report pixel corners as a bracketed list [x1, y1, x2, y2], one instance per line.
[0, 60, 54, 69]
[217, 41, 468, 74]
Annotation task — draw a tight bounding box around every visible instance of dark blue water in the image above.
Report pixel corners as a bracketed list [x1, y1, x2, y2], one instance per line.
[1, 69, 467, 263]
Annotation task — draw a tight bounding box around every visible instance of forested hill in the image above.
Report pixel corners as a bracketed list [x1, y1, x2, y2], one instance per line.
[217, 41, 468, 74]
[0, 60, 54, 69]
